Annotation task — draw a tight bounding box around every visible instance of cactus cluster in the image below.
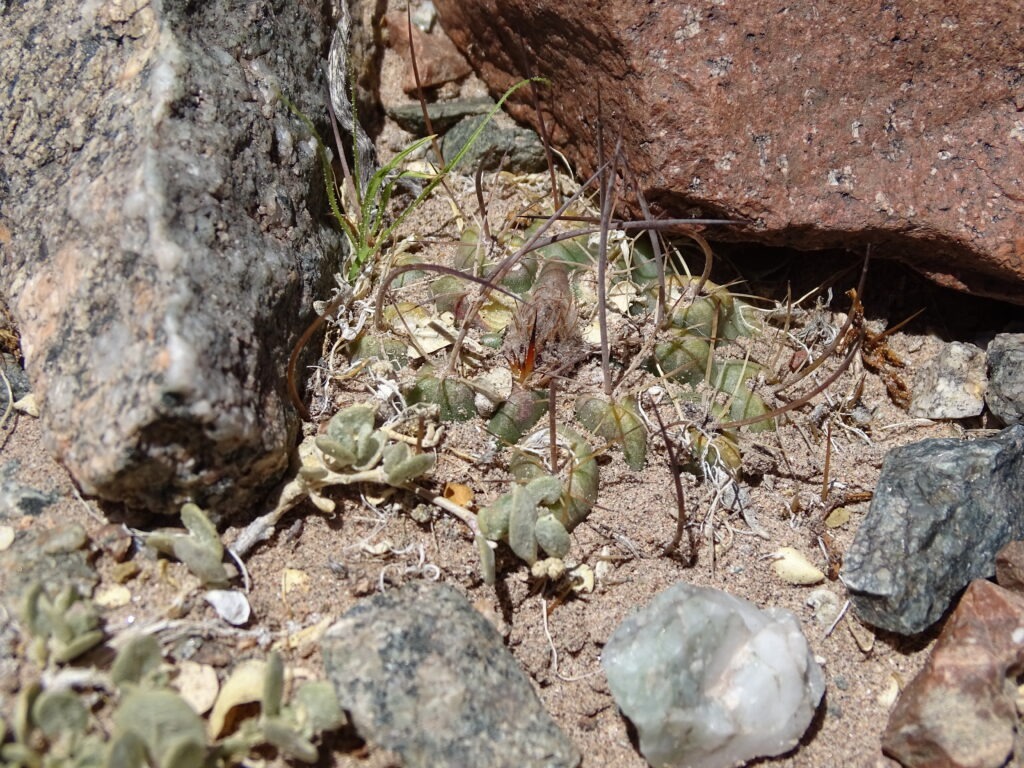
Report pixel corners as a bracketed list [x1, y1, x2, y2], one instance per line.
[361, 212, 782, 581]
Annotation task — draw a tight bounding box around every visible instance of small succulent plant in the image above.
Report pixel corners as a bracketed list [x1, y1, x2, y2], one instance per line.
[20, 582, 104, 666]
[476, 426, 599, 584]
[144, 503, 231, 588]
[1, 630, 346, 768]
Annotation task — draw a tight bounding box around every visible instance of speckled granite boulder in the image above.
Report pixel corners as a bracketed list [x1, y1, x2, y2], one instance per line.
[435, 0, 1024, 304]
[0, 0, 346, 514]
[322, 581, 580, 768]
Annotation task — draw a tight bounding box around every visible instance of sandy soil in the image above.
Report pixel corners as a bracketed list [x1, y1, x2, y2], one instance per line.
[1, 5, 1020, 767]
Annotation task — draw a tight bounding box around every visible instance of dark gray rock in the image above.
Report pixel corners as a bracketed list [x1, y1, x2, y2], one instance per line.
[0, 354, 31, 409]
[388, 97, 497, 135]
[986, 334, 1024, 425]
[0, 522, 97, 614]
[442, 114, 547, 173]
[321, 581, 580, 768]
[0, 0, 346, 515]
[0, 461, 60, 518]
[841, 425, 1024, 635]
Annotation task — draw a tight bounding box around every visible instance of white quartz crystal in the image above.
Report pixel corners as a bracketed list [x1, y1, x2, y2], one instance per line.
[601, 582, 825, 768]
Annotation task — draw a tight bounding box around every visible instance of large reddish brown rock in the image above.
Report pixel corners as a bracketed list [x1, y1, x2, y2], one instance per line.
[882, 580, 1024, 768]
[434, 0, 1024, 303]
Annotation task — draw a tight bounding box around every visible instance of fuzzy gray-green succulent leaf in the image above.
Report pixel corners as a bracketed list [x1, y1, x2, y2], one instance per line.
[144, 505, 230, 588]
[318, 403, 386, 470]
[294, 681, 346, 734]
[380, 442, 436, 486]
[180, 503, 221, 549]
[506, 485, 539, 565]
[476, 532, 497, 585]
[575, 394, 647, 471]
[534, 514, 571, 559]
[111, 636, 163, 687]
[107, 730, 147, 768]
[32, 690, 88, 741]
[21, 583, 104, 665]
[477, 492, 512, 542]
[261, 717, 319, 764]
[113, 689, 207, 768]
[263, 652, 285, 718]
[12, 683, 39, 746]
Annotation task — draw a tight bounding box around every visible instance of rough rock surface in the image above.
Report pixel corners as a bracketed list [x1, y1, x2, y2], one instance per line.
[995, 540, 1024, 594]
[908, 341, 987, 419]
[384, 9, 472, 94]
[321, 581, 580, 768]
[841, 425, 1024, 635]
[0, 0, 346, 514]
[986, 333, 1024, 425]
[601, 582, 824, 768]
[434, 0, 1024, 304]
[882, 580, 1024, 768]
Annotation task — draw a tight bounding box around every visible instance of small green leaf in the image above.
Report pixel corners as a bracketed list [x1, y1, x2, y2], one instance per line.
[405, 374, 476, 422]
[294, 682, 346, 734]
[180, 503, 221, 549]
[263, 652, 284, 718]
[486, 389, 547, 444]
[112, 635, 162, 687]
[477, 492, 511, 542]
[652, 334, 712, 386]
[380, 443, 435, 486]
[534, 515, 571, 559]
[476, 532, 497, 585]
[12, 682, 39, 745]
[113, 690, 206, 765]
[261, 717, 318, 763]
[107, 730, 148, 768]
[575, 395, 647, 471]
[506, 486, 539, 565]
[32, 691, 88, 740]
[52, 630, 105, 664]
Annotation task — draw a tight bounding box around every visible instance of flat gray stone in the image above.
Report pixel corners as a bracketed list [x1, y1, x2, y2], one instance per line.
[841, 425, 1024, 635]
[986, 333, 1024, 425]
[0, 0, 346, 515]
[442, 114, 547, 173]
[322, 581, 579, 768]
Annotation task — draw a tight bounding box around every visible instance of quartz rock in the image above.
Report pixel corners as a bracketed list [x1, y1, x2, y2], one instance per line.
[841, 425, 1024, 634]
[883, 580, 1024, 768]
[601, 582, 824, 768]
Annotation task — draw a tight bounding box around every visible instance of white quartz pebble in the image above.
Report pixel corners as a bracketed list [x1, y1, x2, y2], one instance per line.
[602, 582, 825, 768]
